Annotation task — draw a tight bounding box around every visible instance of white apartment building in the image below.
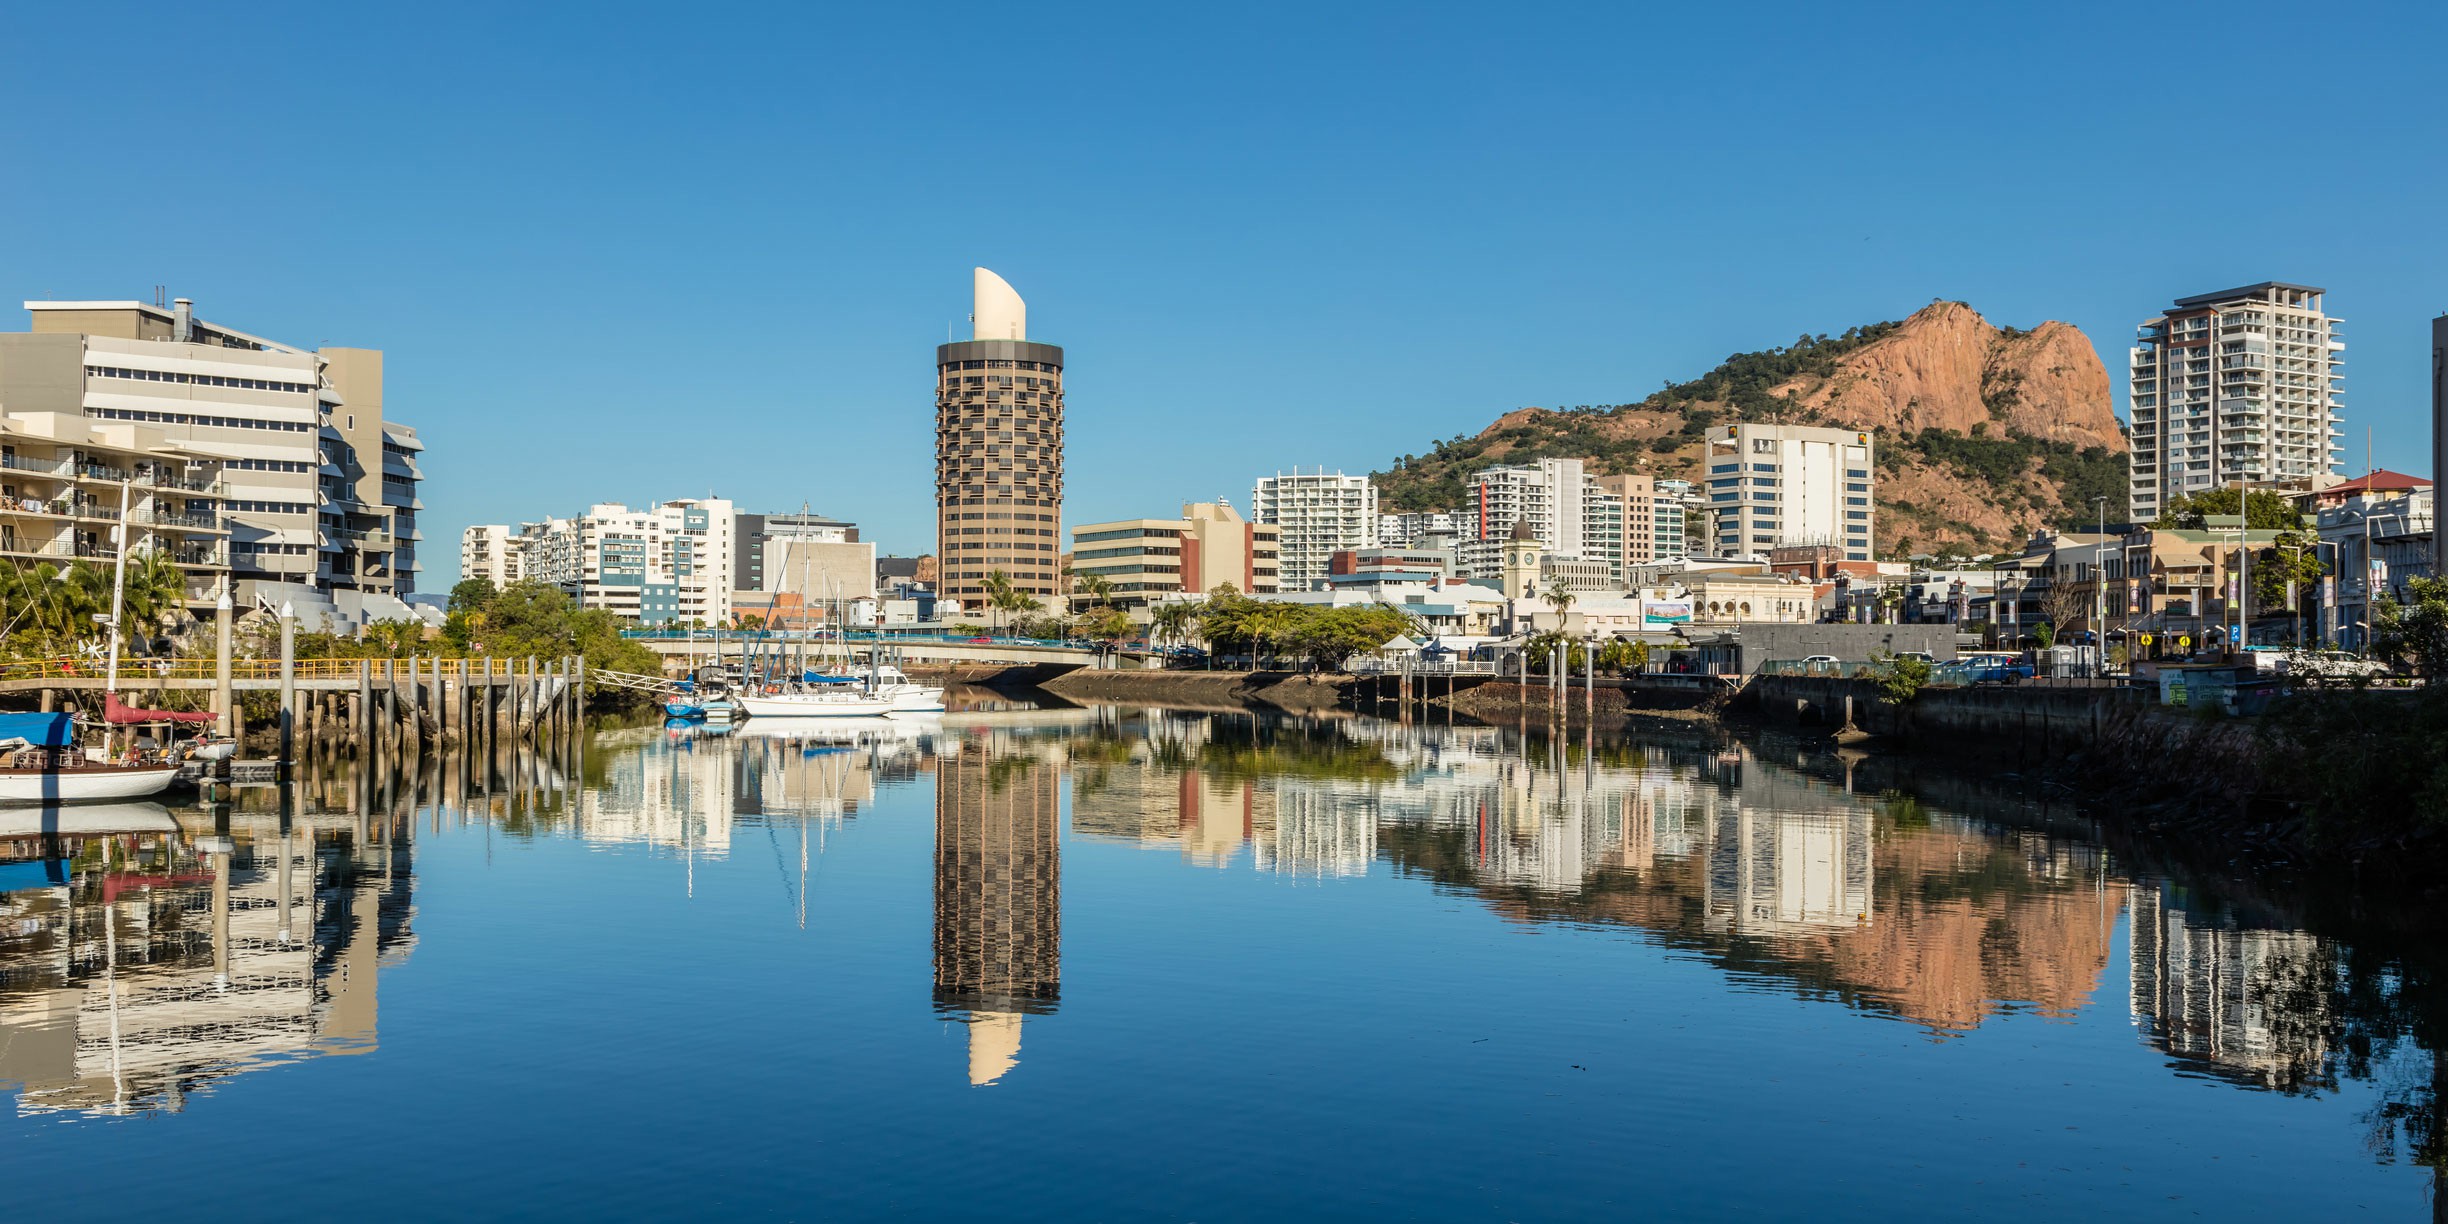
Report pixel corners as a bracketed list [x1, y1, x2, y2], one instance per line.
[2128, 282, 2346, 523]
[1, 297, 425, 603]
[1704, 424, 1875, 562]
[491, 497, 737, 625]
[1457, 458, 1625, 586]
[460, 524, 522, 587]
[1377, 510, 1459, 548]
[1251, 470, 1377, 592]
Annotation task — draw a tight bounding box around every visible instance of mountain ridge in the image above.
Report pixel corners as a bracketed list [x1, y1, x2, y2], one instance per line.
[1370, 302, 2128, 557]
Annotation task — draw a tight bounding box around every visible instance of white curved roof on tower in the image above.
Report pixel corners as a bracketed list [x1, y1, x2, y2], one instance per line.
[973, 267, 1026, 341]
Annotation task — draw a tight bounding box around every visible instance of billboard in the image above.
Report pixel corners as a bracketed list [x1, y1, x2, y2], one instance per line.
[1642, 600, 1692, 626]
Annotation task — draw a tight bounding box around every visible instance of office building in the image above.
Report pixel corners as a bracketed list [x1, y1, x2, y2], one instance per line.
[1596, 473, 1696, 569]
[1, 296, 425, 602]
[936, 268, 1065, 607]
[2433, 315, 2447, 583]
[2127, 283, 2346, 523]
[497, 497, 737, 625]
[735, 510, 858, 594]
[1456, 458, 1625, 585]
[1070, 501, 1280, 611]
[1704, 423, 1875, 562]
[1251, 469, 1377, 591]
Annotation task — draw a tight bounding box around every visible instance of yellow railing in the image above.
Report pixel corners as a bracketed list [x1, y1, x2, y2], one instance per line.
[0, 657, 565, 684]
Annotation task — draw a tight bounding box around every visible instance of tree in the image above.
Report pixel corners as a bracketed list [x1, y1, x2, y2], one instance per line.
[1597, 638, 1648, 675]
[1079, 607, 1136, 644]
[2254, 531, 2328, 619]
[1072, 570, 1115, 609]
[1870, 649, 1933, 705]
[449, 577, 498, 613]
[1149, 600, 1204, 650]
[1243, 601, 1300, 671]
[2372, 576, 2448, 676]
[990, 580, 1039, 636]
[1541, 576, 1577, 628]
[2036, 577, 2086, 644]
[980, 570, 1016, 634]
[2153, 488, 2303, 532]
[1285, 604, 1416, 671]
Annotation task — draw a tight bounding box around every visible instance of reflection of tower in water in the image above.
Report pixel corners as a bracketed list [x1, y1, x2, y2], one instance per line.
[932, 737, 1061, 1085]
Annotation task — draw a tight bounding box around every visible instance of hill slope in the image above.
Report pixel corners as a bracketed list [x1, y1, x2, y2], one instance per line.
[1372, 302, 2126, 557]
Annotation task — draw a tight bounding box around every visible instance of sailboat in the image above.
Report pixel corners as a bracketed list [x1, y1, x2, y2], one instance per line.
[0, 483, 195, 802]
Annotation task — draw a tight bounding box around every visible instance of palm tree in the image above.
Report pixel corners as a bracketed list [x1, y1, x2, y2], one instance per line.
[980, 570, 1016, 635]
[991, 581, 1039, 636]
[1149, 599, 1202, 650]
[1245, 601, 1297, 671]
[1074, 571, 1115, 610]
[1542, 576, 1577, 631]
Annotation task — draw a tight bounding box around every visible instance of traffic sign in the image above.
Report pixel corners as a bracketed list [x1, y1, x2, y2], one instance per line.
[2178, 635, 2192, 649]
[2139, 633, 2154, 646]
[2227, 625, 2242, 645]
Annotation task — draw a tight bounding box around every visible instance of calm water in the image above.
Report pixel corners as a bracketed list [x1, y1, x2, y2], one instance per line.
[1, 698, 2441, 1220]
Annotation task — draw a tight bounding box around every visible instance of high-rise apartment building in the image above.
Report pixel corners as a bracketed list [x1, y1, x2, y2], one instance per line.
[2430, 314, 2446, 583]
[2128, 283, 2346, 523]
[936, 269, 1064, 607]
[485, 497, 736, 625]
[1457, 458, 1624, 585]
[1704, 424, 1875, 561]
[1597, 473, 1698, 569]
[1251, 469, 1377, 591]
[460, 524, 522, 587]
[1, 296, 425, 602]
[1069, 501, 1281, 611]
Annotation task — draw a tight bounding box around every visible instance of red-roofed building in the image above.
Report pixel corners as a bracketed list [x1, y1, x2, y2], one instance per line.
[2296, 470, 2433, 511]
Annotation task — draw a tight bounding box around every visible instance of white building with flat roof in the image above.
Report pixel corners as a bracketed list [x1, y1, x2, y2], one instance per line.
[1704, 423, 1875, 562]
[2127, 282, 2345, 523]
[2, 296, 425, 602]
[1252, 470, 1377, 591]
[502, 497, 736, 625]
[1457, 458, 1625, 586]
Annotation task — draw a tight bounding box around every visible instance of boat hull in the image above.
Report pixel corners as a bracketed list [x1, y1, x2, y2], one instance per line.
[738, 693, 897, 719]
[0, 766, 180, 804]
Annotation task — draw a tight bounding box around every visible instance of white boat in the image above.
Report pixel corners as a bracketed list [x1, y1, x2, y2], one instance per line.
[0, 750, 180, 803]
[869, 663, 946, 712]
[738, 687, 897, 719]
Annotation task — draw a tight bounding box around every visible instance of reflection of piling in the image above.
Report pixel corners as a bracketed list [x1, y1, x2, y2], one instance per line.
[277, 604, 297, 771]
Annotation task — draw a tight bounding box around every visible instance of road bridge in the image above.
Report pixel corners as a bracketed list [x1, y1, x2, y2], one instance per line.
[630, 634, 1102, 671]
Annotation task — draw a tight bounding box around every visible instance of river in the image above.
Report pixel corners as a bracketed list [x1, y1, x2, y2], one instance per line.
[0, 696, 2439, 1220]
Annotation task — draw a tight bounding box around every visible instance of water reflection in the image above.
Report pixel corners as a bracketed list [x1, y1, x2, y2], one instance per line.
[932, 726, 1063, 1085]
[0, 792, 412, 1117]
[0, 703, 2440, 1212]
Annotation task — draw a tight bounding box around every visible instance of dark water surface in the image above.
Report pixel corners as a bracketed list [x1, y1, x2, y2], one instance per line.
[1, 701, 2442, 1221]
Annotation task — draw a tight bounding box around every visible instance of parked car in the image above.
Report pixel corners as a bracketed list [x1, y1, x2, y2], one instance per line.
[1801, 655, 1840, 664]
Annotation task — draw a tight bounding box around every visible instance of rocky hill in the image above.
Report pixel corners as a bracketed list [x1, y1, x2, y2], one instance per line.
[1372, 302, 2128, 558]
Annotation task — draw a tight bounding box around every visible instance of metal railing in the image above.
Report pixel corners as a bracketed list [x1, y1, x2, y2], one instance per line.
[0, 656, 554, 684]
[1347, 658, 1500, 676]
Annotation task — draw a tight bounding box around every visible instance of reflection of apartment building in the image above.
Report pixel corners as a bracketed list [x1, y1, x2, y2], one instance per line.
[1703, 806, 1874, 934]
[4, 297, 424, 600]
[1069, 501, 1280, 611]
[0, 412, 229, 602]
[2128, 885, 2333, 1091]
[934, 732, 1063, 1086]
[0, 811, 413, 1117]
[1252, 469, 1377, 592]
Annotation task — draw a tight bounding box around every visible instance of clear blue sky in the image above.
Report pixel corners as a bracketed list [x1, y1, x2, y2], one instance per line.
[4, 2, 2443, 579]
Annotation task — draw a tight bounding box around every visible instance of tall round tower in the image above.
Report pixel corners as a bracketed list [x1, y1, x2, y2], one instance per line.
[936, 268, 1065, 609]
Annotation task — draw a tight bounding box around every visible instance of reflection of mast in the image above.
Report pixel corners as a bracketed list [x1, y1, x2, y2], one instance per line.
[932, 736, 1061, 1085]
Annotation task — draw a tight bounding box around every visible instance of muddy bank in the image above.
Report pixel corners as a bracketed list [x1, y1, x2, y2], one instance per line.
[1430, 680, 1721, 733]
[1036, 669, 1351, 713]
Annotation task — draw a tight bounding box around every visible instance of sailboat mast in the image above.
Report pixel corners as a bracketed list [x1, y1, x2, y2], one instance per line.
[104, 479, 131, 698]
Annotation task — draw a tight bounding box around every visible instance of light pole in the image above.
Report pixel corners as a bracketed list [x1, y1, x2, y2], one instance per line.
[2091, 495, 2108, 674]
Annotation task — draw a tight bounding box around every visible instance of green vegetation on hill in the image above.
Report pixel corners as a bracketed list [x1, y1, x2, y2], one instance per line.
[1370, 311, 2127, 549]
[1373, 323, 1906, 513]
